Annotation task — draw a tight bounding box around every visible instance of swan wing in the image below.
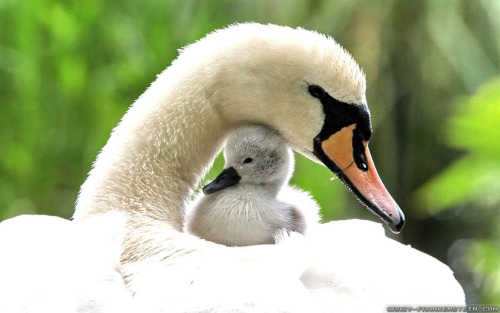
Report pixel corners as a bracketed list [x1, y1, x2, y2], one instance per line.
[127, 220, 464, 312]
[291, 220, 466, 311]
[0, 214, 134, 313]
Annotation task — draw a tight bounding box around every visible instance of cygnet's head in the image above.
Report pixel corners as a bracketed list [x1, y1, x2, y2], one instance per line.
[203, 125, 293, 195]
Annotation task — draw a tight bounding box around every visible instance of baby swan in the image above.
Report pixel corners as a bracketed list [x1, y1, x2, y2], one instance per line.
[186, 125, 320, 246]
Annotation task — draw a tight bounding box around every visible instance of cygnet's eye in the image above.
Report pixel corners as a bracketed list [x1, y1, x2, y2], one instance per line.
[243, 158, 253, 164]
[308, 85, 326, 99]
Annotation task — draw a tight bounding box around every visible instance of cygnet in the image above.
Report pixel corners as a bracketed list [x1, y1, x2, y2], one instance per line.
[185, 125, 320, 246]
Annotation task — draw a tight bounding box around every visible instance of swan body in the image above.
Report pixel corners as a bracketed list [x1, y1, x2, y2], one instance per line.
[0, 23, 465, 312]
[0, 213, 134, 313]
[186, 125, 320, 246]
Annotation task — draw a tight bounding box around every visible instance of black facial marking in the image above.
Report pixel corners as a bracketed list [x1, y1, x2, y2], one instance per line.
[308, 84, 372, 142]
[308, 83, 373, 206]
[308, 84, 404, 233]
[352, 129, 368, 171]
[308, 85, 326, 99]
[308, 83, 371, 172]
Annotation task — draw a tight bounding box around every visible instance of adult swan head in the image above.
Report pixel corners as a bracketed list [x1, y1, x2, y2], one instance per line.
[74, 23, 404, 235]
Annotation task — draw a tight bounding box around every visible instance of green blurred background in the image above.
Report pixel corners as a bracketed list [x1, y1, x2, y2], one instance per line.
[1, 0, 499, 305]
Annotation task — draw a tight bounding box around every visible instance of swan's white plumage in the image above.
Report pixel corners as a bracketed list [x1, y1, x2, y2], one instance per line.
[0, 213, 134, 313]
[128, 219, 465, 313]
[295, 220, 465, 310]
[0, 23, 465, 312]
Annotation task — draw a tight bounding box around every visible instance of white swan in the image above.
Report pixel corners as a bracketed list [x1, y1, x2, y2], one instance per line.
[0, 23, 465, 312]
[186, 124, 320, 246]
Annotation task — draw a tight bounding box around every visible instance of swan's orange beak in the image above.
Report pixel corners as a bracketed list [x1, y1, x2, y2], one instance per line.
[320, 124, 405, 233]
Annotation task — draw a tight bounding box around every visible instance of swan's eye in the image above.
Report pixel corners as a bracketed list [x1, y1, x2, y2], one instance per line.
[243, 158, 253, 164]
[308, 85, 326, 99]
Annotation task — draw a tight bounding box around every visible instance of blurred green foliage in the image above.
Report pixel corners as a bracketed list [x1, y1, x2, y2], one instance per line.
[1, 0, 499, 305]
[419, 78, 500, 304]
[419, 79, 500, 213]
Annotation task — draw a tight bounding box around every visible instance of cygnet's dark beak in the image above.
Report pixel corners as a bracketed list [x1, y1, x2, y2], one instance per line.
[203, 167, 241, 195]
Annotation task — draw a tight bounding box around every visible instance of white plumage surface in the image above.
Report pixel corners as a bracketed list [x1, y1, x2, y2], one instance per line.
[125, 219, 465, 313]
[0, 216, 465, 313]
[0, 213, 134, 313]
[295, 220, 465, 310]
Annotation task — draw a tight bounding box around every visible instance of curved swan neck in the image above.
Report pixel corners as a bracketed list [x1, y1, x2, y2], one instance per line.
[74, 65, 230, 230]
[73, 23, 363, 232]
[73, 26, 299, 229]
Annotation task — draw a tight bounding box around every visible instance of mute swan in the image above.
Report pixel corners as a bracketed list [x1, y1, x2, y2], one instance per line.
[0, 23, 465, 312]
[186, 124, 320, 246]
